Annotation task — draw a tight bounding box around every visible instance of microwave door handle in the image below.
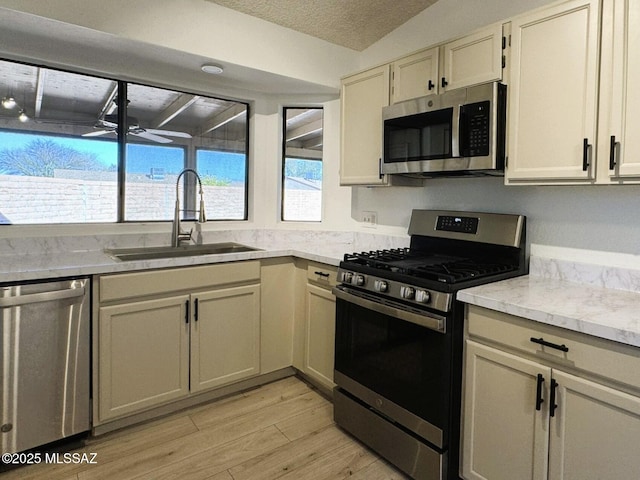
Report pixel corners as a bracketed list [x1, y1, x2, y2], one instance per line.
[451, 104, 461, 158]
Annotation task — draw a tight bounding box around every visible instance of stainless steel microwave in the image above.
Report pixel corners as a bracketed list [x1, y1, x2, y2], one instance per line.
[382, 82, 507, 177]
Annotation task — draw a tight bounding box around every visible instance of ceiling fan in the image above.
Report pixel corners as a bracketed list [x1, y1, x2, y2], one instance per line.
[82, 113, 192, 144]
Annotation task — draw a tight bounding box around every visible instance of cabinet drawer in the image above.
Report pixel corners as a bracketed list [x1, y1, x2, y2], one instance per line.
[100, 261, 260, 303]
[306, 263, 338, 289]
[467, 305, 640, 391]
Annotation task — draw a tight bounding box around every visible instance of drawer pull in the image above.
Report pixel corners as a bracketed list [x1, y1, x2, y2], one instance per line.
[535, 373, 545, 411]
[314, 271, 330, 278]
[550, 379, 559, 417]
[530, 337, 569, 352]
[185, 300, 190, 324]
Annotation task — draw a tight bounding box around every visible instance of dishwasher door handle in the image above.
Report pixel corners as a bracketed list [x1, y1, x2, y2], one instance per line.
[0, 287, 86, 308]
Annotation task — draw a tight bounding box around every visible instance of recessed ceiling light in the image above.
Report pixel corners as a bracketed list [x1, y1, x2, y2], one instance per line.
[201, 64, 224, 75]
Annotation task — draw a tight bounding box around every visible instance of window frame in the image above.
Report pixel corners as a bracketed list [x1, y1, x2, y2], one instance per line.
[280, 106, 323, 223]
[0, 59, 250, 225]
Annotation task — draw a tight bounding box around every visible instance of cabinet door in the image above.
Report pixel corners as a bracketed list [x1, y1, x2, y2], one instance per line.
[98, 295, 190, 421]
[507, 0, 600, 181]
[303, 284, 336, 390]
[548, 370, 640, 480]
[462, 341, 550, 480]
[441, 24, 503, 91]
[191, 284, 260, 392]
[391, 47, 439, 103]
[340, 65, 390, 185]
[605, 0, 640, 178]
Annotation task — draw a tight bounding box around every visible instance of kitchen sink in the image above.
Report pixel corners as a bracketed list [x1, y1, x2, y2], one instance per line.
[105, 242, 261, 261]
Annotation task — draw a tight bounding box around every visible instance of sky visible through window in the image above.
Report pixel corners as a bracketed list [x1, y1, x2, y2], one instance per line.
[0, 131, 246, 179]
[0, 130, 247, 224]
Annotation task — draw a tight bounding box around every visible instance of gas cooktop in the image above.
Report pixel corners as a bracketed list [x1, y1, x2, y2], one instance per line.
[343, 248, 519, 285]
[336, 210, 527, 310]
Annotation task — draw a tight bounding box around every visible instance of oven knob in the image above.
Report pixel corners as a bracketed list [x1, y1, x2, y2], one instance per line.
[415, 289, 431, 304]
[374, 280, 388, 292]
[400, 286, 415, 300]
[354, 274, 366, 286]
[341, 272, 354, 283]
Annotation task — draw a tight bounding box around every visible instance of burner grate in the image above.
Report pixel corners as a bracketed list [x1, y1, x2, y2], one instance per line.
[408, 261, 517, 283]
[343, 248, 412, 268]
[343, 249, 518, 284]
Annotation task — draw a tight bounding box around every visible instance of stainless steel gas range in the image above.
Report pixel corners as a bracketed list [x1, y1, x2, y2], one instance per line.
[333, 209, 527, 480]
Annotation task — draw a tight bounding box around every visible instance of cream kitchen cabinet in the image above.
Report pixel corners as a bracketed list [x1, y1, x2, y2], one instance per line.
[439, 24, 504, 93]
[462, 305, 640, 480]
[95, 261, 260, 423]
[98, 294, 191, 422]
[189, 284, 260, 392]
[597, 0, 640, 181]
[391, 47, 439, 103]
[293, 260, 338, 393]
[340, 64, 390, 186]
[506, 0, 601, 182]
[259, 258, 295, 375]
[391, 24, 504, 104]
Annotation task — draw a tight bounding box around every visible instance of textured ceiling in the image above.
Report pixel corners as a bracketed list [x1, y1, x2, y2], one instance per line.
[206, 0, 439, 51]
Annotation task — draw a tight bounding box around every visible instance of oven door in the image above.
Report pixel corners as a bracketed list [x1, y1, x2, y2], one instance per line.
[333, 285, 452, 449]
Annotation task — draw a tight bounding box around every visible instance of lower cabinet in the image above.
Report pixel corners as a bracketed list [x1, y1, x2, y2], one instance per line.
[294, 261, 338, 392]
[303, 282, 336, 390]
[462, 306, 640, 480]
[98, 295, 191, 420]
[96, 262, 260, 423]
[190, 284, 260, 392]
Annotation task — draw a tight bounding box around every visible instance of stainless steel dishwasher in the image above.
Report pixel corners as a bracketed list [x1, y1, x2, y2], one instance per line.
[1, 277, 90, 454]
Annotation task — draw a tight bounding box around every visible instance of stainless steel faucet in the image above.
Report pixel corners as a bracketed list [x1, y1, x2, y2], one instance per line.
[171, 168, 206, 247]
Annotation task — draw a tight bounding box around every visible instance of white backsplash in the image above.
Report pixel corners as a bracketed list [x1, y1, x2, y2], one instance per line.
[0, 229, 407, 258]
[530, 244, 640, 293]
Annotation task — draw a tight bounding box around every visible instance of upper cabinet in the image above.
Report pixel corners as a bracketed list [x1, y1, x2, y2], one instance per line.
[507, 0, 640, 184]
[391, 24, 504, 103]
[391, 48, 439, 103]
[340, 64, 390, 185]
[598, 0, 640, 180]
[439, 24, 504, 92]
[340, 23, 505, 186]
[507, 0, 601, 182]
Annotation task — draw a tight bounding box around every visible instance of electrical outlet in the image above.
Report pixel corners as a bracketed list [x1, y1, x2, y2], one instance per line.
[362, 211, 377, 227]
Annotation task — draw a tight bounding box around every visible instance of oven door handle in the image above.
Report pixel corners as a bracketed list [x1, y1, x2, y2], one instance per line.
[333, 286, 446, 333]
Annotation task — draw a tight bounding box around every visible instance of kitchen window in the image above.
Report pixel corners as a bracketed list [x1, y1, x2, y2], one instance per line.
[281, 107, 323, 222]
[0, 59, 248, 224]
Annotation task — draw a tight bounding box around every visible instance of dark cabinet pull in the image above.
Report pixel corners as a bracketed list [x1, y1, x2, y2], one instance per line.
[550, 379, 559, 417]
[441, 77, 448, 88]
[609, 135, 618, 170]
[582, 138, 591, 171]
[185, 300, 190, 324]
[530, 337, 569, 352]
[194, 298, 199, 322]
[379, 158, 383, 179]
[535, 373, 545, 411]
[314, 271, 330, 278]
[428, 80, 435, 90]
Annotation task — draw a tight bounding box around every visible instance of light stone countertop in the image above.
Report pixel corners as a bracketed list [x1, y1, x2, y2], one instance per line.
[457, 251, 640, 349]
[0, 229, 409, 283]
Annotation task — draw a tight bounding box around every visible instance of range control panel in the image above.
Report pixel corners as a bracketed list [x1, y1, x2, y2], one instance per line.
[436, 215, 479, 234]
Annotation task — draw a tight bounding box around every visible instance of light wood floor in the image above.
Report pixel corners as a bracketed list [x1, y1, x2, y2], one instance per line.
[2, 376, 408, 480]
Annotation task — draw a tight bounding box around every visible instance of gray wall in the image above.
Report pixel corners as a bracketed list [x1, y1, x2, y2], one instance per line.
[352, 178, 640, 254]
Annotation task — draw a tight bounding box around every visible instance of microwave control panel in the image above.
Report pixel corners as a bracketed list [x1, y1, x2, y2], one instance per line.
[461, 100, 490, 157]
